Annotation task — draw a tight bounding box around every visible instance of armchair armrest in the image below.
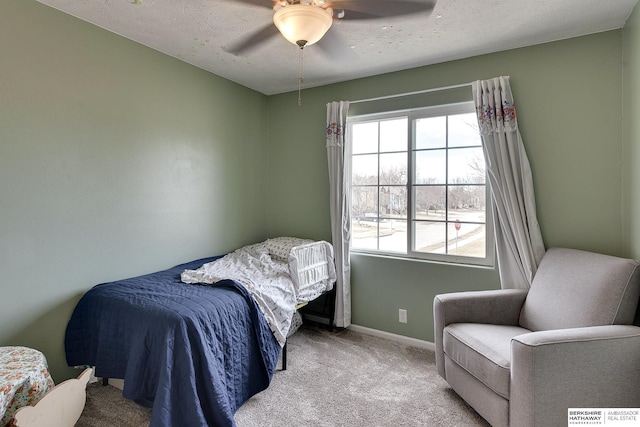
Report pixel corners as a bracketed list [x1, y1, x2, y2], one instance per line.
[510, 325, 640, 427]
[433, 289, 528, 378]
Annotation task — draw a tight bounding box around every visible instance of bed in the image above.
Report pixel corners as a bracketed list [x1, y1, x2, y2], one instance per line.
[64, 237, 335, 427]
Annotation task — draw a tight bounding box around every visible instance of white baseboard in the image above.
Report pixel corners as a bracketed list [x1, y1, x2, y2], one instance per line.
[348, 324, 435, 351]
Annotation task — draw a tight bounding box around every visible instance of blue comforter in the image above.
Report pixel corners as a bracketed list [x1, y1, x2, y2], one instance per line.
[65, 257, 281, 427]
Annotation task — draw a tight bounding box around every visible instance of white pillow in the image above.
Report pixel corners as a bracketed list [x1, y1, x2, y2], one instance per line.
[265, 237, 312, 261]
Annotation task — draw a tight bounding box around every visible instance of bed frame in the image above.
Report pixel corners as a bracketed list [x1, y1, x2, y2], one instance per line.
[282, 287, 336, 371]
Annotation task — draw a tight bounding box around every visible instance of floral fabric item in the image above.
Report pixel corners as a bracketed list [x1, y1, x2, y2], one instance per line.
[181, 238, 335, 347]
[472, 76, 545, 289]
[475, 76, 518, 135]
[0, 346, 54, 427]
[265, 237, 313, 262]
[181, 242, 298, 346]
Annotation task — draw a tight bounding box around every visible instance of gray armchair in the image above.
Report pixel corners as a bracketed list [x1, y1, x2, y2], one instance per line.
[434, 247, 640, 427]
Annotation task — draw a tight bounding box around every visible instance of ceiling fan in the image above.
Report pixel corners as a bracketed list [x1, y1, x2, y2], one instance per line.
[226, 0, 437, 56]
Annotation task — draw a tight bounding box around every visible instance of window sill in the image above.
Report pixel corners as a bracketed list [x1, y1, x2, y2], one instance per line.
[350, 249, 496, 270]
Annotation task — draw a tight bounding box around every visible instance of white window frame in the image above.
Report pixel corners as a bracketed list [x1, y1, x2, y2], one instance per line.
[348, 102, 495, 267]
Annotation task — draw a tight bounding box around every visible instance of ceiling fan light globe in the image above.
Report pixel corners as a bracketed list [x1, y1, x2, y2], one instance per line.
[273, 4, 333, 47]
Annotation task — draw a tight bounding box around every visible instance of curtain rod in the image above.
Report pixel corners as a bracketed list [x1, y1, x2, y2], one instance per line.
[349, 82, 473, 105]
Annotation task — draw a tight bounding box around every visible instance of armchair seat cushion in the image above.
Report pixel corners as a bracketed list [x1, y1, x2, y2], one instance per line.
[444, 323, 531, 399]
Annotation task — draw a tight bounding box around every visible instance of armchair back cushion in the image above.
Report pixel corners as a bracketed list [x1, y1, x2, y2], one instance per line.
[519, 248, 640, 331]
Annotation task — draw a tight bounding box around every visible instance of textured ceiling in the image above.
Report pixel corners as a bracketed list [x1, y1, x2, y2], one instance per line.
[35, 0, 638, 95]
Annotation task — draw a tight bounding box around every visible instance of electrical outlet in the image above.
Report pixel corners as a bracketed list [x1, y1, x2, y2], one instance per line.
[399, 309, 408, 323]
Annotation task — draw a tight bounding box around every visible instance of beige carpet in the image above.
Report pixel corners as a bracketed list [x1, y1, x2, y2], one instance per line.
[76, 325, 489, 426]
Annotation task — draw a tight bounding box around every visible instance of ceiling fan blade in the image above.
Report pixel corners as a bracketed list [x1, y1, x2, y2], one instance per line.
[227, 0, 275, 8]
[315, 30, 352, 62]
[225, 23, 280, 56]
[329, 0, 435, 19]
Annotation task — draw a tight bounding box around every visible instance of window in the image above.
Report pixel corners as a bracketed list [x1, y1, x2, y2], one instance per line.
[349, 102, 493, 266]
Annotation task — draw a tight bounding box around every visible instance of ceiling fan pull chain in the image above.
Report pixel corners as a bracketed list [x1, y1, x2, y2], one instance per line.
[298, 45, 305, 106]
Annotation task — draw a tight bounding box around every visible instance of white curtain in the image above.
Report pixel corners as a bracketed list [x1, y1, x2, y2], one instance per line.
[472, 76, 545, 289]
[326, 101, 351, 327]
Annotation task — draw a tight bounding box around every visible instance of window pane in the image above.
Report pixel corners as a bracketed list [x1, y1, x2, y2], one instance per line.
[381, 186, 407, 217]
[379, 219, 407, 253]
[352, 186, 378, 219]
[448, 186, 486, 217]
[448, 147, 485, 184]
[352, 122, 378, 154]
[415, 149, 446, 184]
[448, 113, 481, 148]
[380, 153, 407, 185]
[352, 228, 378, 251]
[413, 221, 446, 254]
[414, 185, 446, 219]
[348, 101, 493, 267]
[415, 116, 446, 149]
[448, 222, 486, 258]
[380, 118, 408, 152]
[352, 154, 378, 185]
[352, 214, 381, 251]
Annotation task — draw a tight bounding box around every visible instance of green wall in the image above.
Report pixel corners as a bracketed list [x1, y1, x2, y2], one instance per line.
[0, 0, 268, 381]
[2, 0, 638, 383]
[267, 30, 628, 342]
[625, 4, 640, 259]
